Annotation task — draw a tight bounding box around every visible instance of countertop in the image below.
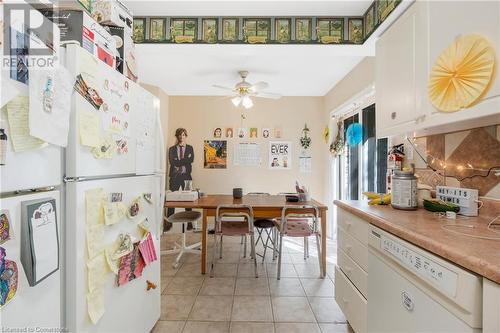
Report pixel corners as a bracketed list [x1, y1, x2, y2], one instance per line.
[334, 199, 500, 284]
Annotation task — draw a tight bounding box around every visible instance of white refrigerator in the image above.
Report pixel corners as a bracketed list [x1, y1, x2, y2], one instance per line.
[0, 82, 63, 329]
[63, 44, 165, 332]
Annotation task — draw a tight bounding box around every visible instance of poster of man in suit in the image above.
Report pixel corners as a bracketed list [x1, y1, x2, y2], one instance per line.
[166, 128, 194, 231]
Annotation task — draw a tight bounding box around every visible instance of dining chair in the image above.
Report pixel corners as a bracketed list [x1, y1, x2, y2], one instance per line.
[210, 204, 258, 278]
[247, 192, 278, 263]
[275, 205, 323, 279]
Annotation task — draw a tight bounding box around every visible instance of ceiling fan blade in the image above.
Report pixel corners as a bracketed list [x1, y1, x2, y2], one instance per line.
[212, 84, 235, 92]
[254, 92, 282, 100]
[249, 81, 269, 92]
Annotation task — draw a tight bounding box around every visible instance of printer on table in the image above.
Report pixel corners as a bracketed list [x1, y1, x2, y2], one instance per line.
[165, 190, 199, 202]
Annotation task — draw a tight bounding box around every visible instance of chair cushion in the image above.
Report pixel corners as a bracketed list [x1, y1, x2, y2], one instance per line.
[253, 219, 275, 228]
[275, 218, 313, 237]
[219, 222, 251, 236]
[166, 211, 202, 223]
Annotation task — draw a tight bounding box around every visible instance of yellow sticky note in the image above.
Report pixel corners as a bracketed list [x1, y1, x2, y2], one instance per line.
[86, 224, 105, 259]
[6, 96, 47, 151]
[87, 251, 107, 292]
[105, 243, 120, 275]
[79, 110, 100, 147]
[86, 188, 105, 226]
[103, 202, 126, 226]
[87, 288, 105, 324]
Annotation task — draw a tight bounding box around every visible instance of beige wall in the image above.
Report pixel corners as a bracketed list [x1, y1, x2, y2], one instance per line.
[168, 96, 328, 202]
[323, 57, 375, 114]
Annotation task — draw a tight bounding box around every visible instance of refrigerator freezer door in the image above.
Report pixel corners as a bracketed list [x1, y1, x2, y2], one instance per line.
[0, 84, 61, 192]
[64, 45, 158, 178]
[65, 175, 160, 332]
[0, 190, 61, 329]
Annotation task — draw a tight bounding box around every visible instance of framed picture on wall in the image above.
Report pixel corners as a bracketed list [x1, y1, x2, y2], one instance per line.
[249, 127, 258, 138]
[364, 3, 376, 37]
[204, 140, 227, 169]
[295, 18, 312, 42]
[225, 127, 234, 138]
[171, 18, 197, 43]
[202, 18, 218, 43]
[222, 18, 239, 42]
[269, 141, 292, 169]
[348, 18, 364, 44]
[237, 128, 247, 138]
[317, 18, 343, 44]
[149, 18, 166, 41]
[262, 128, 271, 138]
[275, 18, 291, 43]
[243, 18, 270, 43]
[133, 18, 146, 43]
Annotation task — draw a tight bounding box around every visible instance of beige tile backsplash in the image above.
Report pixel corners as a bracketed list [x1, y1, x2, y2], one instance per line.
[408, 125, 500, 198]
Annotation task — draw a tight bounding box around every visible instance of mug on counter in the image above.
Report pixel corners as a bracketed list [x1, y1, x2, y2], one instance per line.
[233, 188, 243, 199]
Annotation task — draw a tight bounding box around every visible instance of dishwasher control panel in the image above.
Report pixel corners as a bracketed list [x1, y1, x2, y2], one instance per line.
[381, 235, 458, 297]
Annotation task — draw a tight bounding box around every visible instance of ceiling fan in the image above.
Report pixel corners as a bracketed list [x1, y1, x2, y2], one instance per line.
[212, 71, 282, 109]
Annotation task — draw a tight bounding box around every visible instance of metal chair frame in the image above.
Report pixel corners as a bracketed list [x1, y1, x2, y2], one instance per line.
[276, 205, 323, 280]
[210, 204, 258, 278]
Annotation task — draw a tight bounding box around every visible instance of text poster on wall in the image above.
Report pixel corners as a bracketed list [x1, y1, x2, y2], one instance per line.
[269, 141, 292, 169]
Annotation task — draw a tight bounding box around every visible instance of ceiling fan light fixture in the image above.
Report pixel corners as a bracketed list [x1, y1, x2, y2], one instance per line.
[242, 95, 253, 109]
[231, 96, 242, 107]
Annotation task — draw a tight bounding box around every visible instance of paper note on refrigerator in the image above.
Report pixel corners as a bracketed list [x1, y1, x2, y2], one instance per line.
[103, 202, 126, 225]
[86, 188, 105, 226]
[138, 232, 157, 265]
[104, 242, 120, 274]
[87, 288, 105, 324]
[28, 67, 73, 147]
[79, 110, 100, 147]
[6, 96, 47, 152]
[86, 224, 105, 259]
[87, 251, 108, 292]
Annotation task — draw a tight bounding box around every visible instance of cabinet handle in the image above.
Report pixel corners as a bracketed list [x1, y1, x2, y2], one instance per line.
[391, 112, 397, 120]
[346, 221, 352, 229]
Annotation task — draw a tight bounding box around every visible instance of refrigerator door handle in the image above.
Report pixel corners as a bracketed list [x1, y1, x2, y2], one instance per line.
[64, 176, 86, 183]
[156, 107, 166, 174]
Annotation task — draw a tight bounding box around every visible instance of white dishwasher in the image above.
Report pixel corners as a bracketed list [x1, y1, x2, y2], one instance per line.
[368, 225, 482, 333]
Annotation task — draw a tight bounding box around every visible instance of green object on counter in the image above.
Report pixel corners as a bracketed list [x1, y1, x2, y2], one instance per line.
[423, 199, 460, 213]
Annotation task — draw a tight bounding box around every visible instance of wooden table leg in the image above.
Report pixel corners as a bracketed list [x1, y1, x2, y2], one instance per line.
[321, 209, 327, 278]
[201, 209, 208, 274]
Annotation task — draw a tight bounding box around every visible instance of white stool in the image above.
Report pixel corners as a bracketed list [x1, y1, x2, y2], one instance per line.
[161, 211, 202, 268]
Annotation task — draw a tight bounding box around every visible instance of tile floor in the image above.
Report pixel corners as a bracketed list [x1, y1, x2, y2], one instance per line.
[153, 231, 353, 333]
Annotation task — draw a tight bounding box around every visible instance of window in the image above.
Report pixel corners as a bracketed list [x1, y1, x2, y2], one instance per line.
[337, 103, 387, 201]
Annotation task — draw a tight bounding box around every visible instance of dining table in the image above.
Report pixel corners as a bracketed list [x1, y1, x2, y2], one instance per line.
[165, 194, 328, 276]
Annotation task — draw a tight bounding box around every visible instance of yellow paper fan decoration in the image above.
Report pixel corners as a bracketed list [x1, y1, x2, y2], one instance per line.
[428, 34, 496, 112]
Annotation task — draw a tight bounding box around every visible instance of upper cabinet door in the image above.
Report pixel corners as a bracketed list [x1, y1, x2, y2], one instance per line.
[419, 1, 500, 135]
[376, 2, 428, 138]
[376, 1, 500, 138]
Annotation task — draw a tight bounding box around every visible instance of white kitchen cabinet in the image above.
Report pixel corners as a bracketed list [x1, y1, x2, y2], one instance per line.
[418, 0, 500, 136]
[483, 278, 500, 333]
[376, 1, 500, 138]
[335, 207, 369, 332]
[376, 1, 428, 138]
